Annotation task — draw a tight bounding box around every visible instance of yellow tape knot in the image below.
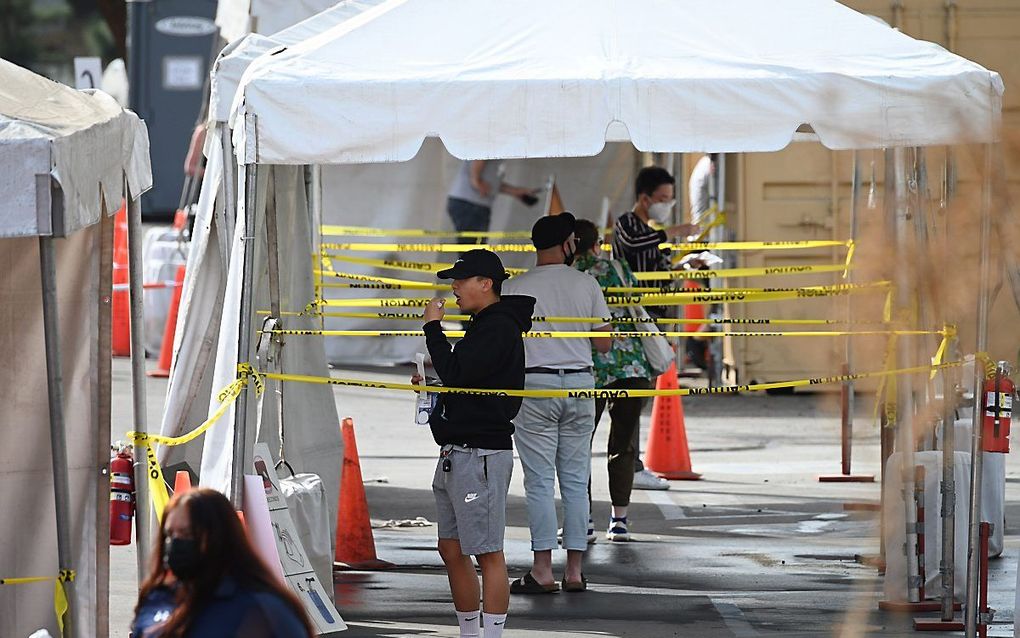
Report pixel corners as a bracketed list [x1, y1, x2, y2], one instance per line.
[57, 570, 75, 583]
[236, 363, 265, 396]
[976, 352, 997, 379]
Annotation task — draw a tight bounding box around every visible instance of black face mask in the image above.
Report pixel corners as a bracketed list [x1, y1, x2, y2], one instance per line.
[563, 240, 577, 266]
[164, 537, 201, 581]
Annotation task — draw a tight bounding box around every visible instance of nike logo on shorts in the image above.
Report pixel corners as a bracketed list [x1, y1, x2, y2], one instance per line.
[464, 492, 479, 503]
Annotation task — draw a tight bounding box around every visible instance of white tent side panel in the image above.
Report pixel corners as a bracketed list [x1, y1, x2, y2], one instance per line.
[0, 227, 104, 638]
[199, 165, 342, 529]
[216, 0, 340, 43]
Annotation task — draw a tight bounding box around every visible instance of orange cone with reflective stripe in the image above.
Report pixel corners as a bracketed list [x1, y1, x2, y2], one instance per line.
[335, 417, 393, 570]
[112, 204, 130, 357]
[148, 265, 185, 378]
[644, 363, 701, 480]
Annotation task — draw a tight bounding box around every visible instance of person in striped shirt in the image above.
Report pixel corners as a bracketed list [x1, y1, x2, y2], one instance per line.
[610, 166, 698, 491]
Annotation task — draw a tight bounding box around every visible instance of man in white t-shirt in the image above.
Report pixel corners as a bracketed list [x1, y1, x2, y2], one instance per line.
[502, 212, 611, 594]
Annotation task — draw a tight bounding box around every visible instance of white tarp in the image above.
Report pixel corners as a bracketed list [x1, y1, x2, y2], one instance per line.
[0, 59, 151, 237]
[216, 0, 341, 44]
[233, 0, 1003, 165]
[0, 60, 151, 638]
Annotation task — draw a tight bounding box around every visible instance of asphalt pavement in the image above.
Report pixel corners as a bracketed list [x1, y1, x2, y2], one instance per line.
[109, 359, 1020, 637]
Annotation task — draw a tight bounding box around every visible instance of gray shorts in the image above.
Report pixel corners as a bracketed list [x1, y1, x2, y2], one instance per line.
[432, 445, 513, 556]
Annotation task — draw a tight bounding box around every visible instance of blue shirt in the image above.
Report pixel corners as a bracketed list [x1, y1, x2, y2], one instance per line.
[132, 578, 308, 637]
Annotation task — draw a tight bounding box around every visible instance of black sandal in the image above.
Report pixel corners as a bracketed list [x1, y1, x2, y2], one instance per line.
[510, 571, 559, 594]
[561, 573, 587, 593]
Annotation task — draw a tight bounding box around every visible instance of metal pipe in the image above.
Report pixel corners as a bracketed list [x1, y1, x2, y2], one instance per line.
[893, 146, 920, 602]
[95, 204, 115, 637]
[844, 151, 860, 474]
[38, 235, 76, 636]
[264, 180, 286, 462]
[230, 160, 259, 506]
[964, 144, 995, 637]
[939, 364, 957, 621]
[126, 193, 151, 580]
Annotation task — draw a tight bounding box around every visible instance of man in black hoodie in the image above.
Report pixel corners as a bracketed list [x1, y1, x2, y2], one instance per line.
[413, 249, 534, 638]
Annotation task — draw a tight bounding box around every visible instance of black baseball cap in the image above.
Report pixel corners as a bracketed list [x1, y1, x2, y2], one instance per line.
[531, 212, 576, 249]
[436, 249, 509, 282]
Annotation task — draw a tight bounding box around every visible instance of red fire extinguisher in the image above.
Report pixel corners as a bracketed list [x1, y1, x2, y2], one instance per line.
[109, 445, 135, 545]
[982, 362, 1015, 454]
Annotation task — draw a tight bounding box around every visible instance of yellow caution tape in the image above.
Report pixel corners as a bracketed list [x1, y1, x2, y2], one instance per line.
[976, 352, 997, 379]
[127, 364, 264, 521]
[263, 359, 965, 398]
[315, 268, 864, 294]
[320, 224, 536, 239]
[930, 324, 956, 379]
[634, 263, 851, 281]
[843, 240, 856, 278]
[0, 570, 75, 638]
[311, 282, 888, 309]
[266, 308, 898, 328]
[265, 328, 945, 339]
[321, 239, 854, 253]
[319, 252, 852, 282]
[670, 208, 728, 264]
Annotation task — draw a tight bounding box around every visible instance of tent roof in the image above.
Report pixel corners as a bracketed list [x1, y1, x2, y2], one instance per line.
[216, 0, 342, 44]
[233, 0, 1003, 165]
[0, 59, 152, 238]
[210, 0, 384, 123]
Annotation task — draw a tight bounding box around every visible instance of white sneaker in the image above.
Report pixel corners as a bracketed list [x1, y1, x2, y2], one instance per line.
[607, 517, 631, 542]
[633, 469, 670, 491]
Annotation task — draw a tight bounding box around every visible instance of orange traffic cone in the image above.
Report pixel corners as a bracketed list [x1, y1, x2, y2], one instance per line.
[112, 204, 130, 357]
[644, 363, 701, 480]
[173, 470, 192, 495]
[335, 417, 393, 570]
[148, 265, 186, 378]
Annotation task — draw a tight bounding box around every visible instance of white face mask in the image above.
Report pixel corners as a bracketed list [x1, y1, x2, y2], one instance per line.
[647, 199, 675, 223]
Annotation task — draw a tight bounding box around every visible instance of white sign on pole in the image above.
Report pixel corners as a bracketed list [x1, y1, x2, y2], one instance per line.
[73, 57, 102, 90]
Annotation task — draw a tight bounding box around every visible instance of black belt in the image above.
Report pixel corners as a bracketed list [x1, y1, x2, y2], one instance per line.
[525, 366, 593, 375]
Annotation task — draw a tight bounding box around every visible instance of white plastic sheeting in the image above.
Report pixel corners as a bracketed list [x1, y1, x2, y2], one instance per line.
[0, 59, 151, 237]
[233, 0, 1003, 165]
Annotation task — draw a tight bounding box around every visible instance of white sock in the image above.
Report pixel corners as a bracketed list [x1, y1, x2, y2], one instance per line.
[456, 610, 480, 637]
[483, 612, 507, 638]
[611, 505, 628, 519]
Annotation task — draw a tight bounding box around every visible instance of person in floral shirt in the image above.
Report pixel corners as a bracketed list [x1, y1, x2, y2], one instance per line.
[573, 219, 654, 542]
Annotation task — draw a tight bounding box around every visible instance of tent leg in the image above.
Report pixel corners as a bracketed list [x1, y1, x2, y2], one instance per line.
[964, 144, 995, 638]
[939, 363, 957, 620]
[95, 201, 115, 637]
[230, 162, 259, 507]
[126, 193, 151, 581]
[893, 146, 920, 602]
[39, 235, 76, 635]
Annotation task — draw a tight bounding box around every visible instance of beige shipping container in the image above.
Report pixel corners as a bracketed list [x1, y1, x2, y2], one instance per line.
[685, 0, 1020, 389]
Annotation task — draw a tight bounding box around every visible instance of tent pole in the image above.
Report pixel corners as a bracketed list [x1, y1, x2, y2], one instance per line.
[230, 161, 259, 507]
[95, 199, 115, 637]
[126, 193, 151, 580]
[893, 146, 920, 603]
[845, 151, 860, 474]
[39, 235, 76, 635]
[964, 143, 995, 638]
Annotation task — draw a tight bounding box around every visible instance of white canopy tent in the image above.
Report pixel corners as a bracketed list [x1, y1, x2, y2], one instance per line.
[161, 0, 638, 536]
[216, 0, 1002, 630]
[0, 59, 151, 638]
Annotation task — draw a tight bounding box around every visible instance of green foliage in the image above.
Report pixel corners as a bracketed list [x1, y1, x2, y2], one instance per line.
[0, 0, 38, 67]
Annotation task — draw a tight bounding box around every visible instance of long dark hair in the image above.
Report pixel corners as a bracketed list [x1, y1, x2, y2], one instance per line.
[135, 488, 315, 637]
